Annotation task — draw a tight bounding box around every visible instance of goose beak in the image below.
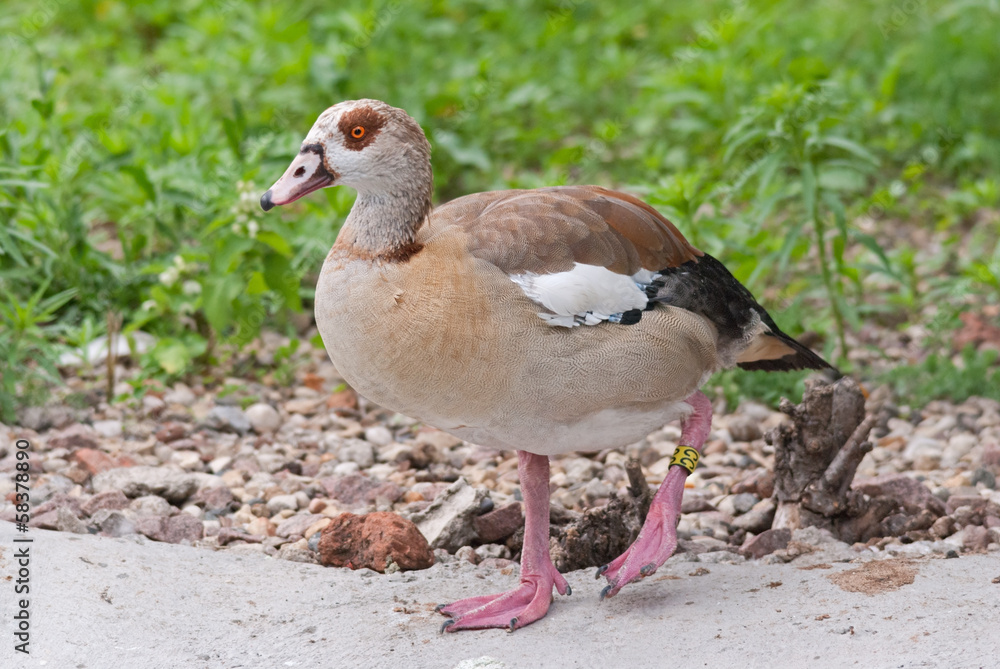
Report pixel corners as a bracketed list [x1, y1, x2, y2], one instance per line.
[260, 144, 335, 211]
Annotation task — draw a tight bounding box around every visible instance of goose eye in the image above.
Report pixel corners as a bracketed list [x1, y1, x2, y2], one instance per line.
[351, 126, 365, 139]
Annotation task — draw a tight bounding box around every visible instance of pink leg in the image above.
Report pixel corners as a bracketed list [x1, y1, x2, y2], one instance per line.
[599, 391, 712, 598]
[438, 450, 569, 632]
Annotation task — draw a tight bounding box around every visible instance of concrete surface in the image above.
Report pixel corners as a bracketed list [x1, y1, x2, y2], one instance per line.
[1, 527, 998, 668]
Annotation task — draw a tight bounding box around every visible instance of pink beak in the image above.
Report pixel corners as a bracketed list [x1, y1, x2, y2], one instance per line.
[260, 144, 335, 211]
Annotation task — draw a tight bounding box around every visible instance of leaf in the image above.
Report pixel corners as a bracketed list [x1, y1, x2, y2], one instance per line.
[152, 339, 192, 375]
[816, 136, 879, 165]
[121, 165, 157, 202]
[255, 230, 293, 257]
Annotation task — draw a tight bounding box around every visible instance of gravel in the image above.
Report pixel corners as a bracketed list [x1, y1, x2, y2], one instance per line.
[2, 334, 998, 580]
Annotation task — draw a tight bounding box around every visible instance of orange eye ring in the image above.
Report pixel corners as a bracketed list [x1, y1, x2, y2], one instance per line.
[351, 126, 365, 139]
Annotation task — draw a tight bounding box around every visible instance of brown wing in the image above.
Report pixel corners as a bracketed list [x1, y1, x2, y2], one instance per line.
[429, 185, 702, 276]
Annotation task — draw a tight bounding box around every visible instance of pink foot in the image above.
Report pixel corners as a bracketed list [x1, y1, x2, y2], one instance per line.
[600, 391, 712, 598]
[438, 563, 570, 632]
[438, 450, 570, 632]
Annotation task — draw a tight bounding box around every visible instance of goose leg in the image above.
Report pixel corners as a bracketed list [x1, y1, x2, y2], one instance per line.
[599, 391, 712, 598]
[437, 450, 569, 632]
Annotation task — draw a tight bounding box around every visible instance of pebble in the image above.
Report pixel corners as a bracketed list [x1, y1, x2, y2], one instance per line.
[266, 494, 299, 515]
[364, 426, 394, 447]
[93, 420, 123, 438]
[93, 467, 198, 504]
[338, 439, 376, 468]
[245, 403, 281, 434]
[164, 383, 197, 406]
[204, 406, 251, 435]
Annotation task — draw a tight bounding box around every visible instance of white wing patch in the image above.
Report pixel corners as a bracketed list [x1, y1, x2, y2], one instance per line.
[510, 263, 649, 327]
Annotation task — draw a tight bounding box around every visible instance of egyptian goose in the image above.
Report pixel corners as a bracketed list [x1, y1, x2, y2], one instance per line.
[261, 99, 833, 632]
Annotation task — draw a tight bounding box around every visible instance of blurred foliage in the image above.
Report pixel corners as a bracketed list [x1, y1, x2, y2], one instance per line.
[1, 0, 999, 419]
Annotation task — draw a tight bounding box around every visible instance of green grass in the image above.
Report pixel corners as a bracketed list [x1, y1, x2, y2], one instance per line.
[2, 0, 999, 419]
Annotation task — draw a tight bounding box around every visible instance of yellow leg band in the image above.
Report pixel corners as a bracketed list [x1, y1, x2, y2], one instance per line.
[669, 445, 700, 474]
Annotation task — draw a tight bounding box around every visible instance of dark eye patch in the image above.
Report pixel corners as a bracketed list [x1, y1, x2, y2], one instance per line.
[338, 105, 386, 151]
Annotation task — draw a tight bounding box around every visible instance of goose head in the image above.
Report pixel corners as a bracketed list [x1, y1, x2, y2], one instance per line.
[260, 99, 432, 212]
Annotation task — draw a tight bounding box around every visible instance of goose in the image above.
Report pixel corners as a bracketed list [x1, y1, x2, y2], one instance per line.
[260, 99, 834, 632]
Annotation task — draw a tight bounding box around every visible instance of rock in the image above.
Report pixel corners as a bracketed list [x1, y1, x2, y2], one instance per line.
[266, 494, 299, 515]
[717, 493, 759, 517]
[81, 490, 130, 517]
[740, 528, 792, 559]
[727, 415, 763, 442]
[364, 426, 394, 447]
[275, 513, 325, 538]
[319, 475, 402, 507]
[245, 402, 281, 434]
[33, 493, 85, 518]
[731, 497, 776, 533]
[474, 543, 511, 561]
[55, 507, 88, 534]
[317, 512, 434, 572]
[982, 444, 1000, 468]
[338, 439, 375, 468]
[142, 395, 166, 416]
[942, 433, 978, 467]
[455, 545, 479, 564]
[277, 543, 319, 564]
[20, 405, 73, 431]
[92, 420, 123, 438]
[971, 468, 996, 489]
[409, 478, 487, 552]
[853, 474, 947, 517]
[930, 515, 957, 539]
[72, 448, 119, 476]
[48, 424, 99, 451]
[136, 514, 204, 544]
[730, 470, 775, 499]
[155, 422, 187, 443]
[204, 406, 251, 435]
[171, 450, 202, 471]
[284, 398, 324, 415]
[680, 491, 716, 514]
[415, 429, 462, 451]
[92, 509, 138, 537]
[93, 466, 198, 504]
[163, 383, 197, 406]
[190, 486, 235, 514]
[129, 495, 175, 517]
[962, 525, 991, 553]
[473, 502, 524, 543]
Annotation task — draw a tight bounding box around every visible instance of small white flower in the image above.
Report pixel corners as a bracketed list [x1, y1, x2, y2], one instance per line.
[140, 299, 157, 311]
[159, 267, 180, 286]
[182, 280, 202, 296]
[889, 180, 906, 197]
[247, 220, 259, 238]
[231, 222, 242, 233]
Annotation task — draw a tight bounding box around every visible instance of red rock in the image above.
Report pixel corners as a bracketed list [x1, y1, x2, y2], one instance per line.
[473, 502, 524, 543]
[73, 448, 118, 475]
[740, 528, 791, 559]
[853, 474, 946, 517]
[81, 490, 130, 516]
[326, 388, 359, 412]
[190, 486, 235, 514]
[302, 373, 325, 392]
[318, 512, 434, 572]
[33, 493, 85, 517]
[136, 514, 204, 544]
[48, 424, 99, 451]
[155, 422, 188, 443]
[320, 474, 402, 506]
